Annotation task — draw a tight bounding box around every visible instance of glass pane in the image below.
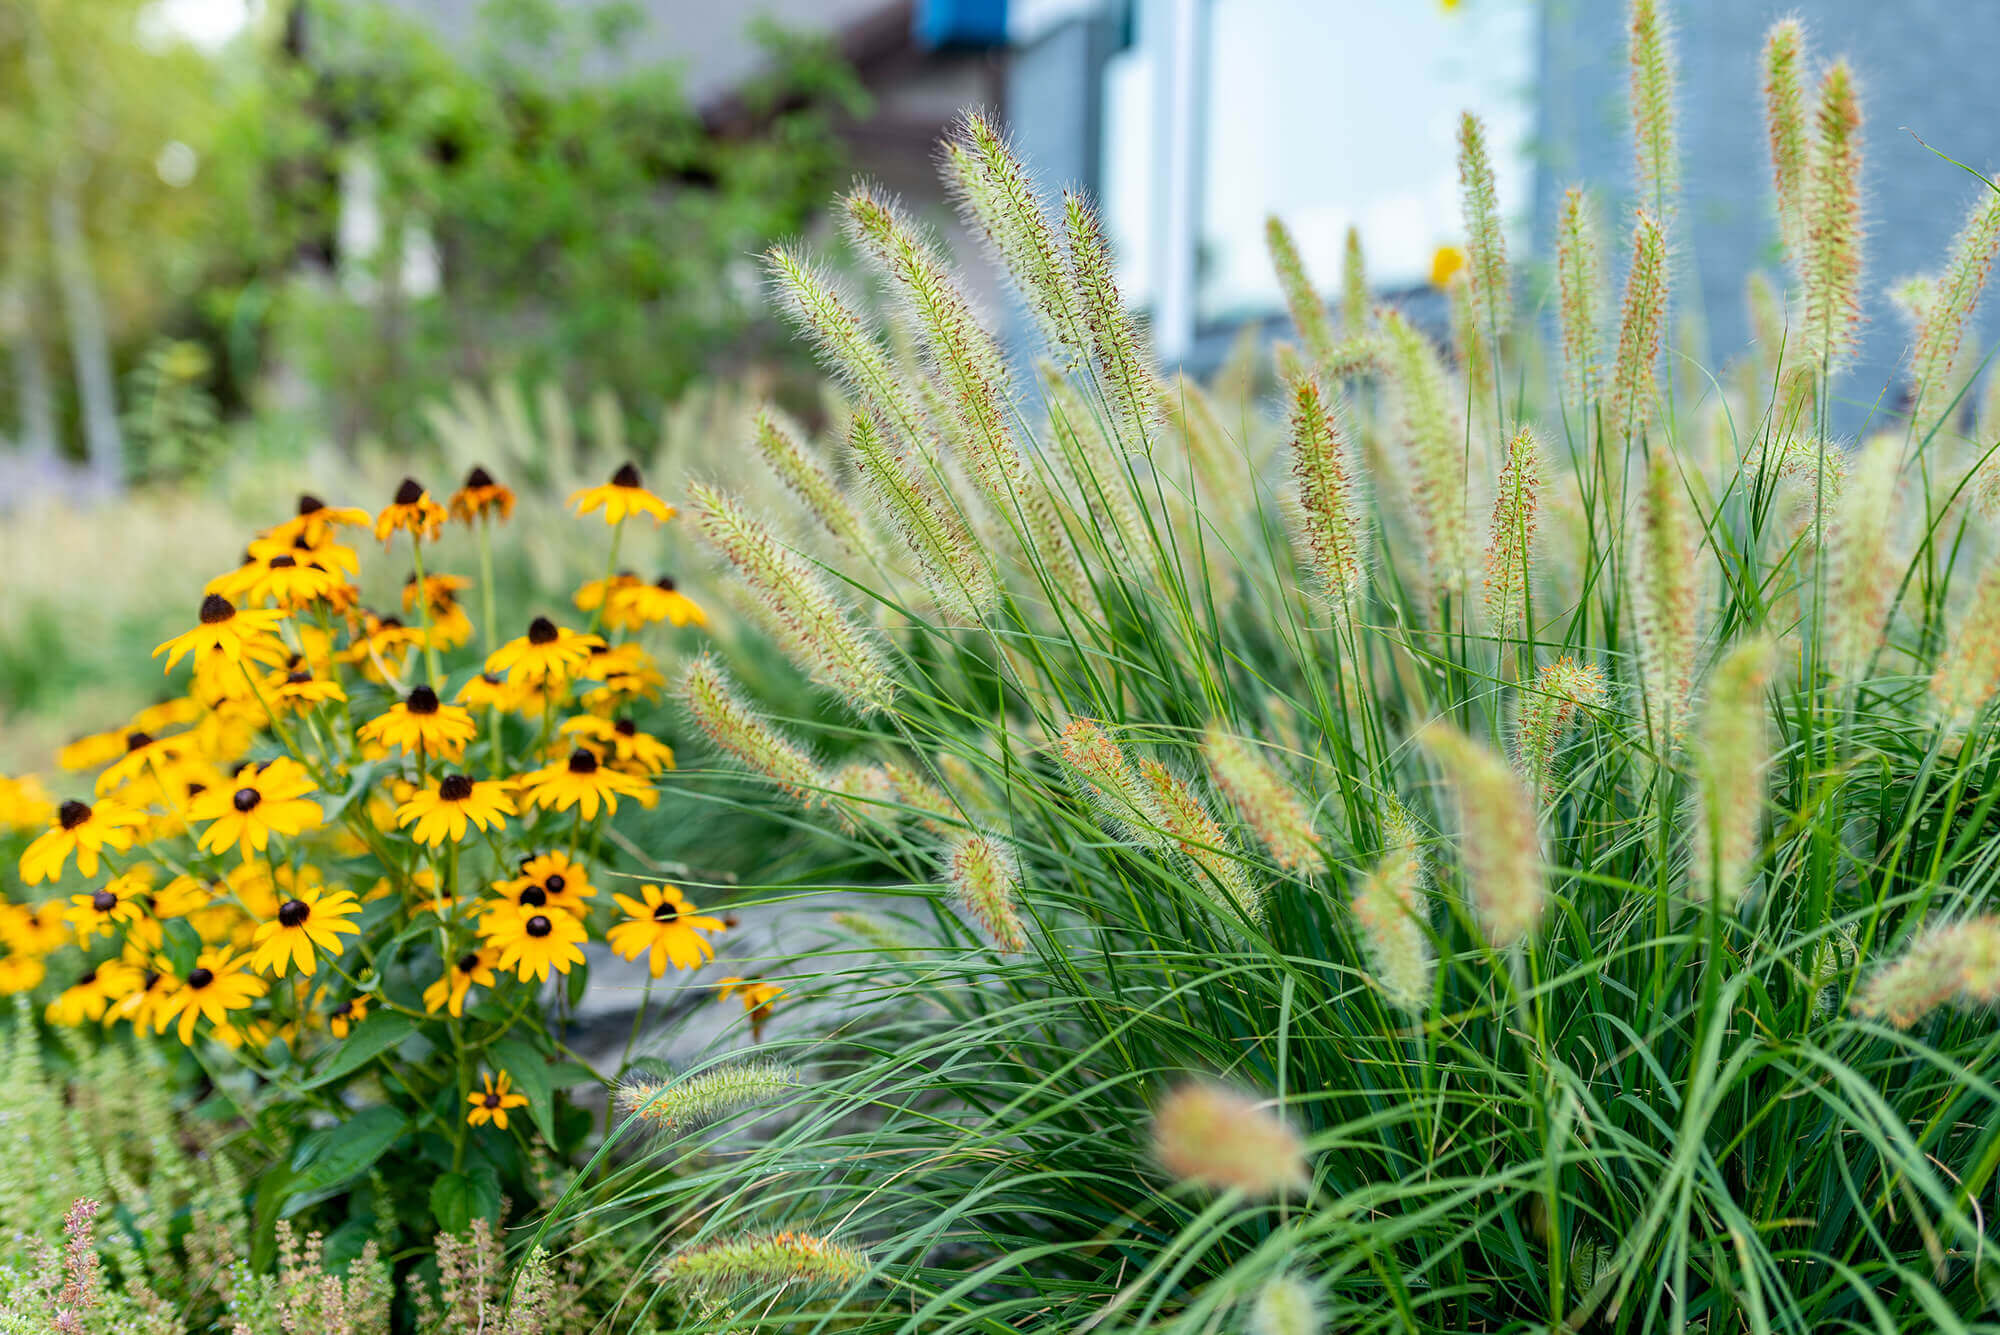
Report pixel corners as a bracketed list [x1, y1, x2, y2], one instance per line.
[1197, 0, 1537, 326]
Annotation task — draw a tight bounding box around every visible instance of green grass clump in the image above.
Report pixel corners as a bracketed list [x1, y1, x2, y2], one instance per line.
[561, 17, 2000, 1335]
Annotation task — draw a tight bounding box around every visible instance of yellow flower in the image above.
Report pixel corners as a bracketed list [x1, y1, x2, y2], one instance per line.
[154, 595, 290, 675]
[46, 959, 144, 1026]
[19, 798, 146, 884]
[57, 728, 129, 772]
[110, 960, 180, 1032]
[264, 494, 372, 548]
[395, 773, 516, 847]
[0, 773, 58, 832]
[67, 868, 157, 945]
[457, 671, 529, 713]
[424, 946, 499, 1017]
[606, 883, 725, 977]
[620, 575, 709, 629]
[157, 947, 267, 1044]
[569, 462, 676, 525]
[131, 696, 203, 734]
[237, 555, 345, 611]
[0, 901, 69, 957]
[573, 572, 642, 621]
[495, 851, 596, 914]
[717, 976, 784, 1040]
[358, 686, 478, 762]
[249, 882, 363, 976]
[374, 477, 447, 545]
[94, 730, 193, 796]
[486, 617, 594, 685]
[560, 714, 676, 775]
[187, 758, 324, 859]
[517, 748, 653, 821]
[327, 995, 369, 1038]
[479, 900, 588, 982]
[466, 1070, 530, 1129]
[268, 660, 347, 711]
[449, 465, 516, 523]
[1430, 243, 1468, 288]
[0, 954, 47, 995]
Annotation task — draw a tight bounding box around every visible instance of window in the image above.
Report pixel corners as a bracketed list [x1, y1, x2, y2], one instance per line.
[1097, 0, 1537, 360]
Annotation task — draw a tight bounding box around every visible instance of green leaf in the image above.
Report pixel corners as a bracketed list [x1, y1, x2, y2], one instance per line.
[318, 759, 388, 824]
[299, 1011, 418, 1090]
[283, 1105, 406, 1215]
[565, 959, 591, 1008]
[488, 1034, 595, 1141]
[429, 1165, 500, 1233]
[160, 917, 201, 978]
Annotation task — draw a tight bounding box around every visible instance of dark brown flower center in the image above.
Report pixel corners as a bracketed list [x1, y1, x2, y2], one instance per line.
[525, 915, 553, 938]
[287, 670, 313, 684]
[438, 774, 474, 802]
[187, 967, 215, 990]
[199, 594, 236, 625]
[656, 575, 677, 591]
[614, 718, 636, 736]
[543, 873, 566, 893]
[298, 494, 326, 515]
[278, 899, 310, 927]
[456, 951, 482, 974]
[481, 671, 504, 685]
[394, 478, 424, 505]
[518, 885, 548, 908]
[527, 616, 558, 645]
[59, 800, 91, 830]
[566, 748, 598, 774]
[92, 890, 118, 913]
[406, 685, 440, 715]
[187, 782, 207, 797]
[465, 465, 494, 489]
[125, 731, 153, 751]
[78, 969, 98, 987]
[330, 1000, 352, 1018]
[376, 616, 405, 630]
[652, 900, 680, 923]
[269, 554, 298, 569]
[233, 787, 262, 812]
[611, 462, 641, 488]
[483, 1091, 503, 1108]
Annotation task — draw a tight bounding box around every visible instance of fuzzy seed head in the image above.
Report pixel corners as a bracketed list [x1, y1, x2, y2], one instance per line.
[1056, 718, 1169, 849]
[1380, 308, 1470, 595]
[1151, 1082, 1308, 1198]
[845, 407, 997, 619]
[1824, 435, 1901, 678]
[1909, 190, 2000, 434]
[1136, 757, 1264, 921]
[764, 245, 927, 444]
[1512, 658, 1607, 801]
[1764, 18, 1811, 263]
[618, 1061, 802, 1132]
[1802, 59, 1865, 369]
[1350, 798, 1432, 1013]
[1690, 637, 1776, 910]
[1283, 373, 1368, 614]
[682, 654, 826, 806]
[1064, 191, 1165, 452]
[1251, 1276, 1323, 1335]
[751, 407, 881, 562]
[1556, 187, 1607, 410]
[1628, 0, 1679, 212]
[661, 1230, 868, 1296]
[1482, 426, 1545, 640]
[1341, 226, 1369, 335]
[946, 831, 1029, 953]
[1266, 216, 1339, 370]
[1420, 724, 1545, 949]
[1203, 724, 1324, 874]
[1852, 915, 2000, 1027]
[1630, 451, 1701, 746]
[1610, 210, 1671, 442]
[1456, 112, 1512, 340]
[1930, 562, 2000, 726]
[689, 482, 897, 714]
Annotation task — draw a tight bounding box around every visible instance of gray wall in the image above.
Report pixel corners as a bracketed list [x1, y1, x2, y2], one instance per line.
[1537, 0, 2000, 428]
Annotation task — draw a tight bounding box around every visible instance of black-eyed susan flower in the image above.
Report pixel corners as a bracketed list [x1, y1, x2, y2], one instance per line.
[403, 572, 475, 649]
[573, 571, 642, 625]
[718, 976, 784, 1041]
[187, 758, 324, 859]
[57, 727, 128, 772]
[577, 639, 651, 684]
[580, 663, 668, 713]
[449, 466, 516, 523]
[268, 661, 347, 711]
[395, 772, 515, 847]
[358, 686, 477, 762]
[154, 595, 289, 675]
[327, 995, 369, 1038]
[243, 526, 363, 582]
[0, 774, 57, 832]
[423, 947, 498, 1017]
[266, 493, 371, 548]
[67, 868, 156, 944]
[517, 748, 652, 821]
[249, 882, 363, 976]
[110, 961, 179, 1032]
[456, 671, 527, 713]
[241, 554, 345, 610]
[94, 731, 192, 796]
[479, 901, 588, 982]
[620, 575, 709, 629]
[0, 901, 71, 958]
[19, 798, 146, 884]
[131, 696, 203, 734]
[560, 715, 676, 775]
[606, 883, 725, 976]
[46, 959, 144, 1026]
[157, 948, 267, 1043]
[570, 461, 676, 525]
[0, 952, 46, 995]
[343, 613, 426, 682]
[486, 616, 593, 685]
[466, 1070, 530, 1128]
[497, 851, 596, 914]
[374, 477, 447, 545]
